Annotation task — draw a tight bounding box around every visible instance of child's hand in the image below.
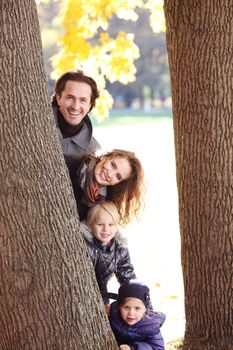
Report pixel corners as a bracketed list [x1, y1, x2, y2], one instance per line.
[119, 345, 130, 350]
[105, 304, 110, 315]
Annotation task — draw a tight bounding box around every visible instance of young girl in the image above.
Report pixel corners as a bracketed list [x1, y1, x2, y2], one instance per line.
[109, 280, 165, 350]
[80, 201, 136, 307]
[65, 149, 145, 225]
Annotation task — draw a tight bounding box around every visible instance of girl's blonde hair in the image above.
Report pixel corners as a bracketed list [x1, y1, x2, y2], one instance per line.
[87, 201, 120, 226]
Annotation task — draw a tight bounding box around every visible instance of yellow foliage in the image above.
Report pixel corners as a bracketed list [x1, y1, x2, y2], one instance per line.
[51, 50, 77, 79]
[97, 32, 139, 84]
[143, 0, 166, 33]
[60, 34, 91, 58]
[91, 89, 114, 122]
[47, 0, 165, 119]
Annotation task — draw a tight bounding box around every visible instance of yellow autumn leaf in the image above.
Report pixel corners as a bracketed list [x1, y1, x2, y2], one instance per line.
[91, 89, 114, 121]
[143, 0, 166, 33]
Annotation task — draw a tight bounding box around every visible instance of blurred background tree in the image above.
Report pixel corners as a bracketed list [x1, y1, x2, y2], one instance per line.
[37, 0, 169, 120]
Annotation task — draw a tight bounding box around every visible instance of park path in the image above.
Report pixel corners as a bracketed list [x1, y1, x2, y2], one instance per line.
[94, 116, 185, 344]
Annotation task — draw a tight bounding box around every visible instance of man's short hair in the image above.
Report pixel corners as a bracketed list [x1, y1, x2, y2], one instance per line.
[53, 70, 100, 112]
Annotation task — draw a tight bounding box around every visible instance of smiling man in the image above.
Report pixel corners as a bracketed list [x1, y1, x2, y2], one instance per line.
[52, 70, 101, 158]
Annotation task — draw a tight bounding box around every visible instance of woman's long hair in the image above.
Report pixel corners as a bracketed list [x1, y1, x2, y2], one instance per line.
[103, 149, 146, 226]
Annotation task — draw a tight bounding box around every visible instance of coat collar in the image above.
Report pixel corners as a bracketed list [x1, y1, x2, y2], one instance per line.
[52, 102, 93, 150]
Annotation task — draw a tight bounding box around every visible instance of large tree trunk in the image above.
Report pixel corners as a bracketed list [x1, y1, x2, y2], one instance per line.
[164, 1, 233, 349]
[0, 1, 118, 349]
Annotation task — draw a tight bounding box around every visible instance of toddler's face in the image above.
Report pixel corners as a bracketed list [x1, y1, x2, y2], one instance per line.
[90, 208, 118, 244]
[119, 298, 146, 325]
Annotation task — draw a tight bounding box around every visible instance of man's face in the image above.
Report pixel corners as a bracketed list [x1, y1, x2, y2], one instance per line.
[56, 80, 92, 126]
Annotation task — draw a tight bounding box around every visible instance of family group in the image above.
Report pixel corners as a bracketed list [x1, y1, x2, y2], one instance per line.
[52, 70, 165, 350]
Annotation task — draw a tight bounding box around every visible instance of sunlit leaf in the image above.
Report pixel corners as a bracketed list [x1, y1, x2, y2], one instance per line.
[143, 0, 166, 33]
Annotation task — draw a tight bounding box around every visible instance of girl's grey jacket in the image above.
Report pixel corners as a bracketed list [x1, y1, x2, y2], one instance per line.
[80, 223, 136, 304]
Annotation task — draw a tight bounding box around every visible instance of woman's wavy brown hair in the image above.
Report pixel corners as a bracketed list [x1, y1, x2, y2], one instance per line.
[102, 149, 146, 226]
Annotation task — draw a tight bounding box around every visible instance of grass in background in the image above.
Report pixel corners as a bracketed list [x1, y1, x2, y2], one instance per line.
[92, 108, 172, 127]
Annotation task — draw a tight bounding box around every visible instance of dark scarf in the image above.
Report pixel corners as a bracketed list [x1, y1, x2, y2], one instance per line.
[57, 109, 85, 138]
[79, 158, 107, 207]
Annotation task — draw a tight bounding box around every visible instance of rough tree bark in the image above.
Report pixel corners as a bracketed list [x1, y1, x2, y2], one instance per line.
[0, 1, 118, 349]
[164, 1, 233, 349]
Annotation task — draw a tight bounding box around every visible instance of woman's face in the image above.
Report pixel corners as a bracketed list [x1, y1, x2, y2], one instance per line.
[94, 156, 132, 186]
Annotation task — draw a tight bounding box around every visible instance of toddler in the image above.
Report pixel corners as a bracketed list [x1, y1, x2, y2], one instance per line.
[109, 280, 165, 350]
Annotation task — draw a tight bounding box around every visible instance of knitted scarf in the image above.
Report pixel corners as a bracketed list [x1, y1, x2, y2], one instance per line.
[57, 109, 85, 138]
[79, 158, 107, 207]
